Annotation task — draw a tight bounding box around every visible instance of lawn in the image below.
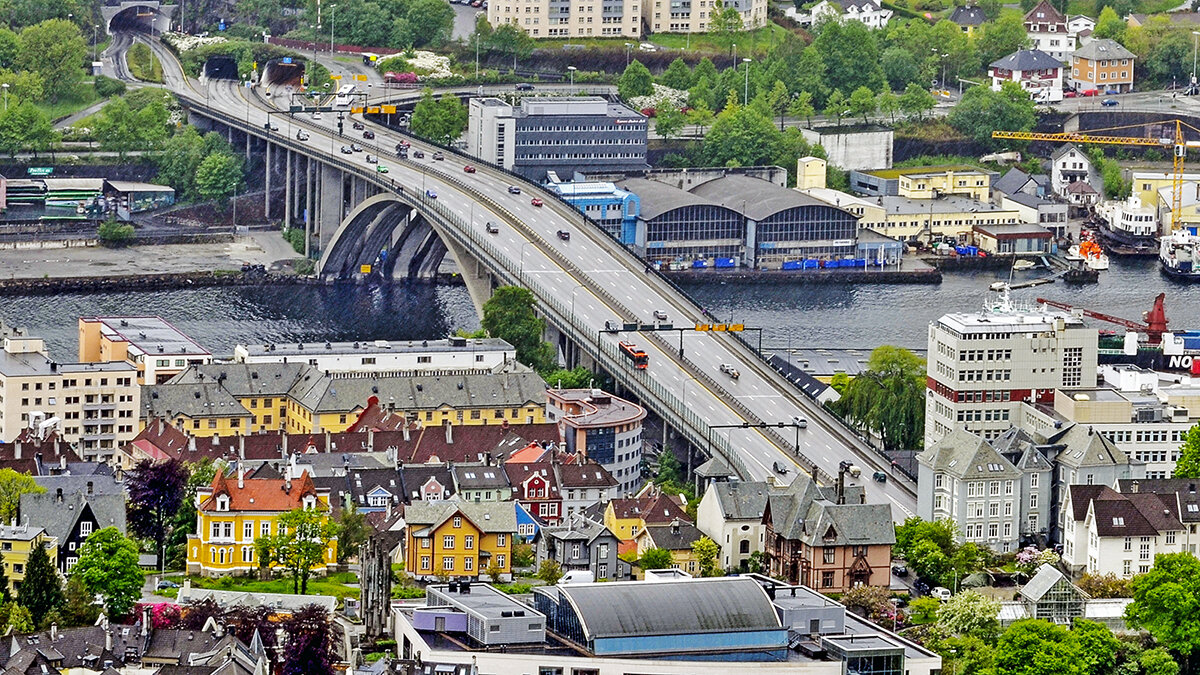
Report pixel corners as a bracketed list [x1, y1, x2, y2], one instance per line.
[651, 23, 791, 55]
[35, 83, 102, 122]
[187, 572, 361, 602]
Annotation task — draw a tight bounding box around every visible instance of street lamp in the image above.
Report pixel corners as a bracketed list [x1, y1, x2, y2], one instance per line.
[1192, 31, 1199, 90]
[1, 84, 8, 112]
[329, 5, 337, 56]
[732, 42, 737, 63]
[567, 65, 577, 91]
[624, 43, 633, 68]
[742, 57, 751, 104]
[92, 25, 99, 62]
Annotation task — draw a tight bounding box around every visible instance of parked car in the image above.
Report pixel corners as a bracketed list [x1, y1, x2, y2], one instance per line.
[432, 152, 445, 160]
[719, 363, 740, 379]
[557, 229, 570, 240]
[352, 121, 365, 130]
[1081, 88, 1100, 96]
[515, 83, 535, 91]
[932, 587, 953, 601]
[891, 564, 907, 577]
[157, 580, 181, 590]
[531, 197, 544, 206]
[464, 165, 477, 173]
[1102, 98, 1119, 106]
[486, 222, 499, 234]
[508, 185, 522, 194]
[1063, 90, 1078, 98]
[1105, 88, 1120, 95]
[296, 130, 310, 141]
[426, 189, 437, 199]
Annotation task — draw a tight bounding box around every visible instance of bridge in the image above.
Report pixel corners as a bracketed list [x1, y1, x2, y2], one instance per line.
[142, 36, 918, 518]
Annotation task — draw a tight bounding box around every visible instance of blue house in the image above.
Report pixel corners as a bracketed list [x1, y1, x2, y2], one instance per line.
[548, 181, 640, 246]
[516, 500, 541, 543]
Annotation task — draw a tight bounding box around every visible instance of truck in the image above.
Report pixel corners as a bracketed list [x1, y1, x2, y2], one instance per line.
[619, 341, 649, 369]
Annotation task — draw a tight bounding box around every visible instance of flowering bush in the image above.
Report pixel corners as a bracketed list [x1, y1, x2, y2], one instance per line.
[162, 31, 227, 52]
[407, 51, 452, 79]
[628, 84, 688, 112]
[1015, 545, 1060, 575]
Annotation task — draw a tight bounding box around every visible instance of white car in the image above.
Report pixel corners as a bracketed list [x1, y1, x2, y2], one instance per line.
[932, 587, 952, 601]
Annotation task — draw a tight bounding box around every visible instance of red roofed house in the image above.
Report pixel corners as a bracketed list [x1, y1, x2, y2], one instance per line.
[186, 468, 336, 577]
[505, 461, 563, 525]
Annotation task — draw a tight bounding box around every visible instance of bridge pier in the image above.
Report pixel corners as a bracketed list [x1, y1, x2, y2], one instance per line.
[306, 156, 316, 259]
[318, 163, 344, 253]
[284, 149, 293, 229]
[264, 141, 273, 221]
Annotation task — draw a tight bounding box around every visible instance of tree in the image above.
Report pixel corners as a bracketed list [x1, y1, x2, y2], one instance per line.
[947, 82, 1036, 150]
[882, 46, 920, 91]
[481, 286, 555, 373]
[0, 28, 18, 69]
[17, 543, 61, 627]
[877, 90, 900, 125]
[1139, 648, 1181, 675]
[402, 0, 455, 47]
[812, 20, 885, 96]
[1126, 553, 1200, 666]
[654, 104, 686, 139]
[976, 13, 1031, 67]
[261, 507, 338, 595]
[409, 89, 467, 144]
[544, 366, 598, 389]
[155, 126, 209, 200]
[823, 88, 849, 127]
[898, 82, 936, 121]
[936, 590, 1000, 639]
[280, 604, 335, 675]
[994, 620, 1084, 675]
[932, 634, 995, 675]
[1077, 572, 1132, 598]
[708, 0, 743, 49]
[166, 459, 220, 569]
[1092, 6, 1125, 42]
[0, 100, 56, 157]
[909, 596, 940, 622]
[618, 60, 654, 101]
[336, 504, 368, 563]
[536, 559, 563, 585]
[490, 23, 534, 70]
[639, 547, 674, 570]
[660, 57, 693, 90]
[1174, 424, 1200, 478]
[0, 70, 45, 104]
[73, 527, 143, 618]
[17, 19, 87, 101]
[841, 585, 895, 623]
[127, 457, 189, 571]
[703, 95, 781, 166]
[832, 345, 925, 452]
[848, 86, 876, 125]
[692, 536, 720, 576]
[1072, 619, 1120, 675]
[744, 550, 766, 574]
[686, 101, 716, 135]
[0, 469, 44, 524]
[513, 541, 535, 568]
[195, 152, 244, 207]
[61, 575, 100, 627]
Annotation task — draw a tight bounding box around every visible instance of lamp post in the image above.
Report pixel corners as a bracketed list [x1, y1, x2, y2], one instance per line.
[92, 25, 99, 62]
[329, 5, 337, 56]
[742, 57, 751, 104]
[2, 83, 8, 112]
[1192, 31, 1199, 90]
[567, 65, 577, 91]
[732, 42, 737, 64]
[624, 43, 633, 68]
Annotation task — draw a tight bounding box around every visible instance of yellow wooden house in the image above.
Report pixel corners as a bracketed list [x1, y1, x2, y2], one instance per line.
[0, 524, 57, 594]
[404, 500, 517, 582]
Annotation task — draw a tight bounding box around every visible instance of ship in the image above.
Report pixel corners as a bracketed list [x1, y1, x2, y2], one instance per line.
[1094, 195, 1159, 254]
[1039, 294, 1200, 375]
[1160, 229, 1200, 281]
[1065, 240, 1109, 270]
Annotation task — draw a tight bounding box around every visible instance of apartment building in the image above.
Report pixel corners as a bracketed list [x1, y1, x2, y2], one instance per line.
[1070, 39, 1135, 93]
[486, 0, 641, 38]
[545, 388, 645, 495]
[1023, 0, 1072, 62]
[0, 328, 140, 460]
[404, 500, 515, 581]
[924, 290, 1097, 448]
[0, 524, 57, 595]
[78, 316, 211, 385]
[1062, 484, 1185, 578]
[850, 165, 994, 200]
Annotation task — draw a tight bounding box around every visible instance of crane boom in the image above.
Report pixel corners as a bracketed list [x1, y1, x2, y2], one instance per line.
[1035, 295, 1169, 345]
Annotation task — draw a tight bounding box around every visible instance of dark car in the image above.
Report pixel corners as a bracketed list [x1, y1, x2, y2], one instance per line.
[339, 145, 353, 154]
[1102, 98, 1119, 106]
[157, 580, 181, 590]
[464, 165, 476, 173]
[363, 130, 375, 139]
[413, 150, 425, 159]
[1105, 88, 1120, 95]
[873, 470, 888, 483]
[395, 141, 410, 153]
[557, 229, 570, 240]
[426, 189, 437, 199]
[892, 564, 908, 577]
[508, 185, 522, 194]
[432, 152, 445, 160]
[352, 121, 365, 130]
[515, 83, 535, 91]
[486, 221, 499, 233]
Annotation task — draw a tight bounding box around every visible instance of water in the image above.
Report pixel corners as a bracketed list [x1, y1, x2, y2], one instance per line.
[3, 258, 1197, 359]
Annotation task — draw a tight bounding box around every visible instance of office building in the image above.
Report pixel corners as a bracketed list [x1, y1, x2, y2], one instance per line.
[486, 0, 641, 38]
[546, 388, 645, 495]
[468, 97, 647, 181]
[233, 337, 515, 376]
[78, 316, 211, 385]
[850, 165, 994, 201]
[546, 181, 640, 245]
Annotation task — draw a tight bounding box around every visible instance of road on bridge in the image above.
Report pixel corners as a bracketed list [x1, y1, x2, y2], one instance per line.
[147, 37, 919, 520]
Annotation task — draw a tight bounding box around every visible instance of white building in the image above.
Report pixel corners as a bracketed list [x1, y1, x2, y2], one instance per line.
[1067, 14, 1095, 46]
[78, 316, 212, 385]
[232, 337, 515, 376]
[989, 49, 1064, 102]
[545, 389, 646, 496]
[1063, 484, 1187, 578]
[1024, 0, 1072, 62]
[1050, 144, 1101, 199]
[804, 0, 892, 28]
[924, 289, 1098, 448]
[646, 0, 768, 34]
[696, 480, 769, 570]
[486, 0, 641, 37]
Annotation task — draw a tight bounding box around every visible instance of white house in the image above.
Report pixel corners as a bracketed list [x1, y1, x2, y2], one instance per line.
[990, 49, 1064, 102]
[1051, 144, 1102, 198]
[696, 481, 769, 571]
[1024, 0, 1073, 62]
[1067, 14, 1095, 47]
[804, 0, 892, 28]
[1063, 484, 1186, 578]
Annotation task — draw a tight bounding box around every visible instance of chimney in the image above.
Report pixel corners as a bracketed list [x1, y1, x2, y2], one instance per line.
[385, 497, 393, 522]
[13, 442, 19, 461]
[285, 473, 292, 492]
[238, 464, 244, 489]
[50, 624, 57, 642]
[60, 454, 67, 471]
[188, 436, 197, 453]
[55, 488, 63, 504]
[445, 422, 453, 445]
[367, 428, 375, 449]
[402, 424, 411, 442]
[239, 435, 245, 460]
[324, 429, 331, 451]
[1131, 481, 1140, 493]
[87, 481, 94, 496]
[104, 618, 112, 652]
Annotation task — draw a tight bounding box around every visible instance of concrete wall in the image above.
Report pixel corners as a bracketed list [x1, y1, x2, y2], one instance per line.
[800, 128, 894, 172]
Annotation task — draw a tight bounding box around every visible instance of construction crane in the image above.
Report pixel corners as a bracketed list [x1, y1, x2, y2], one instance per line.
[1036, 293, 1169, 345]
[993, 119, 1200, 230]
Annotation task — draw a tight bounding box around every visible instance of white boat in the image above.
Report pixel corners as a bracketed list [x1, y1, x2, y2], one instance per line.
[1096, 195, 1159, 249]
[1012, 260, 1036, 271]
[1064, 246, 1084, 261]
[1086, 252, 1110, 270]
[1160, 230, 1200, 280]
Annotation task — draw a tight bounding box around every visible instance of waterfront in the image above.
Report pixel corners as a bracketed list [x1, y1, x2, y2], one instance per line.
[2, 256, 1195, 359]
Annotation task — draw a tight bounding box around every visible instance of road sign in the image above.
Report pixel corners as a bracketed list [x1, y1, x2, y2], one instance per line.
[695, 323, 743, 332]
[367, 106, 380, 114]
[330, 74, 342, 80]
[360, 264, 372, 274]
[26, 167, 52, 176]
[354, 74, 368, 81]
[282, 57, 293, 64]
[382, 105, 396, 114]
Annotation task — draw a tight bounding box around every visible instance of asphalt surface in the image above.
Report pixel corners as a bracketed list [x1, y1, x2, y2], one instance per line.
[149, 37, 918, 519]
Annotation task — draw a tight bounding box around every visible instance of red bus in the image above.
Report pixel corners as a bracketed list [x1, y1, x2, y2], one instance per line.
[619, 341, 649, 369]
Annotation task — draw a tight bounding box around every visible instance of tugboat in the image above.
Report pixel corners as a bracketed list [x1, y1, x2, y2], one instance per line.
[1160, 229, 1200, 280]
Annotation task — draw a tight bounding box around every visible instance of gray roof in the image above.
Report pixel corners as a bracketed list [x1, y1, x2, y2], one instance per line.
[642, 520, 705, 550]
[949, 5, 986, 24]
[177, 584, 337, 613]
[34, 473, 123, 497]
[1048, 424, 1131, 468]
[804, 502, 896, 546]
[1073, 39, 1135, 61]
[712, 481, 770, 521]
[452, 464, 510, 491]
[403, 499, 517, 534]
[557, 577, 781, 639]
[917, 428, 1020, 479]
[143, 382, 252, 419]
[694, 456, 734, 478]
[288, 369, 546, 414]
[85, 316, 210, 356]
[539, 516, 615, 544]
[993, 168, 1034, 196]
[617, 177, 731, 222]
[1052, 143, 1088, 162]
[169, 362, 312, 397]
[0, 524, 47, 542]
[1002, 192, 1057, 210]
[880, 194, 1006, 215]
[1020, 564, 1078, 602]
[688, 174, 843, 222]
[990, 49, 1063, 72]
[19, 491, 126, 544]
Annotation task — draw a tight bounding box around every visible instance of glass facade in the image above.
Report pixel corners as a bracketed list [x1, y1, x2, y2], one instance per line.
[645, 205, 744, 263]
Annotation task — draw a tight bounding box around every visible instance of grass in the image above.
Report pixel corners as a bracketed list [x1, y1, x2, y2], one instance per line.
[534, 24, 789, 56]
[34, 83, 102, 122]
[127, 43, 164, 83]
[187, 572, 361, 601]
[1065, 0, 1176, 13]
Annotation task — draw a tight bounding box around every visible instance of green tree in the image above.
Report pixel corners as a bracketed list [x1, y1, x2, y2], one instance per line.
[409, 89, 467, 143]
[97, 220, 135, 246]
[490, 23, 534, 70]
[336, 504, 368, 563]
[692, 536, 720, 576]
[812, 20, 886, 95]
[1092, 6, 1125, 42]
[660, 57, 693, 90]
[61, 575, 100, 627]
[17, 543, 62, 627]
[703, 95, 781, 166]
[823, 88, 849, 127]
[0, 28, 18, 69]
[832, 345, 925, 452]
[899, 82, 936, 120]
[847, 86, 876, 125]
[841, 585, 895, 623]
[0, 70, 45, 104]
[639, 547, 674, 570]
[195, 152, 244, 207]
[154, 126, 209, 200]
[654, 104, 686, 139]
[258, 507, 339, 594]
[947, 82, 1035, 149]
[882, 46, 920, 91]
[937, 589, 1000, 639]
[1076, 572, 1132, 598]
[976, 13, 1031, 67]
[536, 559, 563, 585]
[73, 527, 143, 618]
[17, 19, 87, 101]
[0, 469, 43, 524]
[0, 100, 56, 156]
[686, 100, 716, 135]
[544, 366, 598, 389]
[877, 90, 900, 124]
[910, 539, 951, 584]
[1139, 648, 1181, 675]
[909, 596, 940, 622]
[932, 634, 995, 675]
[403, 0, 455, 47]
[708, 0, 743, 49]
[481, 286, 555, 372]
[1126, 553, 1200, 667]
[1174, 424, 1200, 478]
[618, 60, 654, 101]
[994, 620, 1084, 675]
[1071, 619, 1120, 675]
[788, 91, 815, 127]
[744, 550, 765, 573]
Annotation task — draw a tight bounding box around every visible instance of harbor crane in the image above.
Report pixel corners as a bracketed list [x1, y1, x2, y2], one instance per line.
[1036, 293, 1169, 345]
[993, 119, 1200, 230]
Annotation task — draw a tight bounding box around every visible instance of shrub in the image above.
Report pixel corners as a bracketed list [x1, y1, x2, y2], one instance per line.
[94, 75, 126, 98]
[97, 220, 135, 247]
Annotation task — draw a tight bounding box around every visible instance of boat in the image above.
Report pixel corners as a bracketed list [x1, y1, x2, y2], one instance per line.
[1062, 267, 1099, 283]
[1012, 260, 1036, 271]
[1160, 229, 1200, 280]
[1095, 195, 1159, 251]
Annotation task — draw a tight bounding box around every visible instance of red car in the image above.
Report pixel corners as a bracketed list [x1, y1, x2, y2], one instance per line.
[464, 165, 477, 173]
[1064, 90, 1078, 98]
[1081, 89, 1100, 96]
[531, 198, 544, 207]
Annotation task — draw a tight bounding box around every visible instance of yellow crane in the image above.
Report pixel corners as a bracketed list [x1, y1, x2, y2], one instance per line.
[993, 119, 1200, 231]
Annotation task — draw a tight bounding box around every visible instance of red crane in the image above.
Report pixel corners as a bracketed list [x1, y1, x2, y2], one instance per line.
[1036, 294, 1169, 345]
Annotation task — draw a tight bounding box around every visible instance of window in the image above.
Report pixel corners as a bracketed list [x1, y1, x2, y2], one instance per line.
[572, 543, 581, 558]
[465, 535, 475, 550]
[261, 522, 270, 537]
[464, 557, 474, 571]
[443, 556, 455, 571]
[497, 534, 507, 547]
[80, 521, 93, 537]
[496, 554, 506, 568]
[821, 571, 835, 588]
[420, 555, 431, 570]
[453, 517, 462, 528]
[443, 535, 455, 549]
[823, 546, 835, 564]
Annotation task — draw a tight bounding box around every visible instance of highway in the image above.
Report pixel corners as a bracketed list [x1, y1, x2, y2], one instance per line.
[147, 37, 918, 520]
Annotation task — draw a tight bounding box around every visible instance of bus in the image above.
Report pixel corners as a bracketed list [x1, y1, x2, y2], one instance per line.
[619, 341, 648, 369]
[334, 83, 356, 107]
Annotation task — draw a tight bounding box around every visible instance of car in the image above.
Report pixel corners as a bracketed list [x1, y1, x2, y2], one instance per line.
[515, 83, 535, 91]
[413, 150, 425, 159]
[638, 42, 657, 52]
[486, 222, 499, 234]
[1102, 98, 1119, 106]
[557, 229, 570, 240]
[719, 363, 740, 379]
[932, 587, 953, 601]
[352, 121, 365, 130]
[471, 0, 481, 6]
[432, 152, 445, 160]
[311, 111, 323, 119]
[1105, 88, 1120, 95]
[653, 309, 668, 320]
[891, 564, 907, 577]
[157, 580, 181, 590]
[296, 130, 310, 141]
[363, 130, 375, 139]
[464, 165, 477, 173]
[352, 144, 364, 152]
[269, 123, 279, 131]
[1063, 90, 1078, 98]
[366, 154, 378, 164]
[531, 197, 544, 206]
[792, 416, 808, 429]
[426, 189, 437, 199]
[1081, 88, 1100, 96]
[873, 470, 888, 483]
[508, 185, 522, 194]
[340, 145, 353, 154]
[913, 579, 930, 594]
[376, 165, 389, 173]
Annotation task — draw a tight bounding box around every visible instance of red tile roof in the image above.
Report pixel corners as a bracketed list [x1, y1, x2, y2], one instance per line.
[199, 471, 325, 512]
[611, 492, 691, 524]
[507, 443, 549, 464]
[0, 429, 82, 475]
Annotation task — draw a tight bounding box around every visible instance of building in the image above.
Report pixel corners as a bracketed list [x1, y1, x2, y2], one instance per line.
[78, 316, 211, 385]
[0, 524, 56, 594]
[634, 517, 707, 575]
[233, 337, 515, 376]
[1156, 183, 1200, 231]
[973, 222, 1055, 254]
[186, 469, 337, 577]
[0, 328, 141, 459]
[534, 513, 627, 581]
[467, 97, 647, 181]
[175, 580, 338, 613]
[643, 0, 768, 33]
[1, 620, 145, 674]
[948, 5, 986, 34]
[807, 0, 892, 28]
[1132, 171, 1200, 209]
[546, 181, 640, 245]
[601, 489, 691, 543]
[424, 582, 547, 646]
[486, 0, 641, 37]
[1070, 39, 1135, 93]
[1127, 11, 1200, 27]
[1023, 0, 1071, 62]
[989, 49, 1064, 102]
[849, 165, 995, 199]
[1051, 144, 1101, 199]
[505, 461, 563, 525]
[917, 429, 1025, 551]
[1062, 484, 1186, 577]
[859, 194, 1022, 244]
[800, 125, 894, 172]
[763, 473, 894, 592]
[403, 500, 516, 581]
[19, 488, 125, 573]
[997, 564, 1132, 630]
[924, 290, 1098, 447]
[1067, 15, 1095, 43]
[451, 464, 512, 503]
[545, 388, 645, 495]
[696, 480, 769, 571]
[1114, 478, 1200, 556]
[161, 362, 308, 435]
